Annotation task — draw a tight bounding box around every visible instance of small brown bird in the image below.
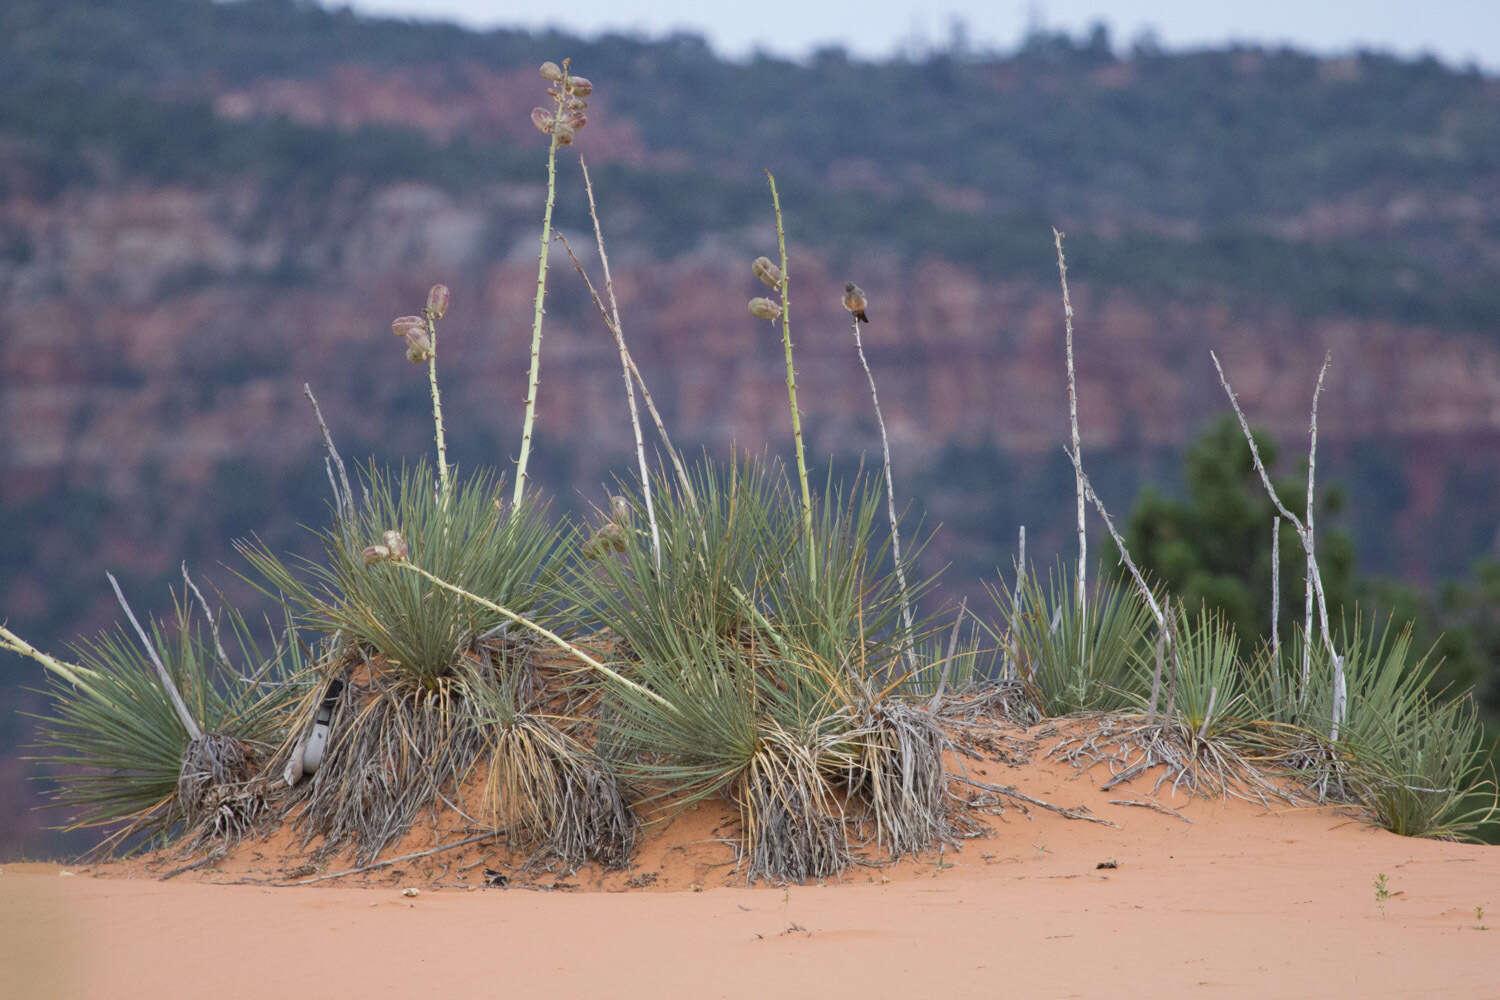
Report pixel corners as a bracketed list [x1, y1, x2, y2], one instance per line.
[842, 282, 870, 323]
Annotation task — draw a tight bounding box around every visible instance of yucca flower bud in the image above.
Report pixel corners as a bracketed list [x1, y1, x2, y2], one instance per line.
[553, 123, 575, 146]
[425, 284, 450, 319]
[566, 111, 588, 131]
[565, 76, 593, 97]
[540, 61, 564, 82]
[531, 108, 555, 135]
[564, 95, 588, 111]
[392, 315, 425, 339]
[748, 297, 782, 321]
[406, 337, 433, 363]
[382, 530, 409, 562]
[752, 256, 782, 288]
[362, 544, 391, 565]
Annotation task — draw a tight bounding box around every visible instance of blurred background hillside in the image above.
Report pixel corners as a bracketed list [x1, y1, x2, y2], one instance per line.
[2, 0, 1498, 854]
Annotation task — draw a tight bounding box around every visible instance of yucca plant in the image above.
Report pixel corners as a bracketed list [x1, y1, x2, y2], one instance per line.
[1348, 693, 1496, 840]
[1248, 614, 1496, 836]
[994, 562, 1154, 716]
[240, 461, 570, 859]
[1143, 606, 1252, 740]
[597, 628, 852, 883]
[763, 471, 935, 697]
[569, 455, 787, 667]
[29, 597, 302, 853]
[241, 461, 566, 687]
[1062, 605, 1280, 801]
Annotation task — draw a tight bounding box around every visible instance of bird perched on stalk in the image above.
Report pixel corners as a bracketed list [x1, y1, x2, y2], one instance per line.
[582, 495, 631, 559]
[843, 283, 870, 323]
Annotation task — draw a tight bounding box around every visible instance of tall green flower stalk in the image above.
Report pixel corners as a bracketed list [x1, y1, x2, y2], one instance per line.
[763, 170, 814, 579]
[514, 58, 592, 507]
[392, 283, 454, 504]
[425, 284, 451, 501]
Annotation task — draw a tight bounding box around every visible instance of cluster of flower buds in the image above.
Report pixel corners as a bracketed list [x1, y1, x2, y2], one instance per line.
[531, 59, 592, 147]
[362, 529, 410, 565]
[747, 255, 785, 322]
[391, 284, 450, 364]
[392, 315, 431, 363]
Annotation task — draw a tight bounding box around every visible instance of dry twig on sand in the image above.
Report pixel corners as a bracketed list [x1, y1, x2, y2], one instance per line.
[949, 774, 1118, 827]
[1107, 799, 1193, 824]
[272, 832, 497, 886]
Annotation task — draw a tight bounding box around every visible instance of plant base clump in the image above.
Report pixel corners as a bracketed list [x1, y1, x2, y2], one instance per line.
[477, 713, 637, 871]
[936, 679, 1041, 729]
[281, 668, 487, 864]
[847, 699, 953, 859]
[736, 730, 849, 884]
[177, 733, 264, 844]
[1051, 713, 1284, 805]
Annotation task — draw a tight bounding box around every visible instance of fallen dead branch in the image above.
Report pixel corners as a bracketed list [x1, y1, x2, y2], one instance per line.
[949, 774, 1118, 827]
[1107, 799, 1193, 824]
[272, 832, 496, 886]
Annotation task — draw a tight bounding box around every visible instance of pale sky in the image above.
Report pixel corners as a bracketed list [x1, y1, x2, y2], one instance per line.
[339, 0, 1500, 70]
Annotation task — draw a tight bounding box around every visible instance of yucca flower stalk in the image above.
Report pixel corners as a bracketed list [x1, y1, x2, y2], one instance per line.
[515, 59, 592, 507]
[393, 283, 453, 503]
[760, 170, 814, 580]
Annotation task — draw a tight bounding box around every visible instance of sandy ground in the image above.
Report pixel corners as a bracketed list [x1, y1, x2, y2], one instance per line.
[3, 721, 1496, 999]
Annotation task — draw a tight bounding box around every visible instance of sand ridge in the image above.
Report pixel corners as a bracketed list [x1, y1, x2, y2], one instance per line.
[4, 717, 1496, 997]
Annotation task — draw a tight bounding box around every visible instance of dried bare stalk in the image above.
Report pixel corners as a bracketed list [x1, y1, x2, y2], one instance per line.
[850, 312, 916, 673]
[1148, 623, 1166, 720]
[929, 598, 968, 710]
[1210, 350, 1345, 738]
[303, 383, 354, 524]
[181, 562, 230, 670]
[1005, 526, 1026, 681]
[1067, 452, 1166, 627]
[1053, 229, 1087, 624]
[553, 232, 695, 508]
[1066, 451, 1180, 723]
[1271, 515, 1282, 664]
[107, 572, 202, 740]
[1164, 612, 1178, 721]
[578, 158, 659, 568]
[1304, 356, 1328, 712]
[1196, 687, 1219, 741]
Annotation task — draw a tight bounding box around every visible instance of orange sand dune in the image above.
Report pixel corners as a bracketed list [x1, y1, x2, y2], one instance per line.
[4, 721, 1496, 998]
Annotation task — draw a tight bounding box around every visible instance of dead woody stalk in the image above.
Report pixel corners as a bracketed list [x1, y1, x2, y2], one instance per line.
[580, 156, 659, 567]
[1053, 229, 1088, 655]
[1211, 350, 1346, 739]
[847, 304, 917, 675]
